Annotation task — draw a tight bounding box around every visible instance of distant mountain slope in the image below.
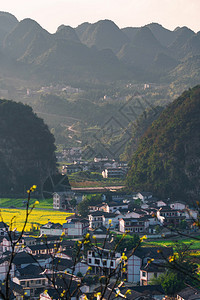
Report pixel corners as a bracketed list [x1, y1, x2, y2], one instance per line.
[121, 27, 140, 42]
[118, 26, 166, 69]
[0, 12, 18, 47]
[28, 39, 131, 83]
[169, 27, 196, 58]
[76, 19, 129, 53]
[169, 55, 200, 87]
[146, 23, 178, 46]
[3, 18, 51, 60]
[0, 12, 199, 86]
[181, 31, 200, 58]
[55, 25, 80, 42]
[126, 85, 200, 200]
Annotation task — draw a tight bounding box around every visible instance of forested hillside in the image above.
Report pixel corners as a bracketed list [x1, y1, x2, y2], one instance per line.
[0, 100, 56, 194]
[126, 85, 200, 201]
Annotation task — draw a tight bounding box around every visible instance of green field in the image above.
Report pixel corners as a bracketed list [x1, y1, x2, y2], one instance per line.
[144, 235, 200, 250]
[0, 198, 53, 209]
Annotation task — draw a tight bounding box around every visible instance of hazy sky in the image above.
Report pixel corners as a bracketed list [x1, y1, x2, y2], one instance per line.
[1, 0, 199, 33]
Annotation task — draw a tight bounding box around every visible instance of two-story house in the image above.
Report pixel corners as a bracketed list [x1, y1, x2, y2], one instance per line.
[63, 217, 89, 237]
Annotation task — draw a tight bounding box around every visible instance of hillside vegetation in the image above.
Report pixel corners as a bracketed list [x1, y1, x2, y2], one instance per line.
[126, 85, 200, 201]
[0, 100, 56, 195]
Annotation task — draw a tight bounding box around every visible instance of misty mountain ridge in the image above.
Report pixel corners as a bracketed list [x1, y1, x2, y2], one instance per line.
[0, 11, 199, 85]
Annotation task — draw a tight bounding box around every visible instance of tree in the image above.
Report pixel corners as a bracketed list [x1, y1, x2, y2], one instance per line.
[150, 241, 199, 295]
[77, 194, 102, 217]
[114, 234, 140, 252]
[151, 271, 184, 295]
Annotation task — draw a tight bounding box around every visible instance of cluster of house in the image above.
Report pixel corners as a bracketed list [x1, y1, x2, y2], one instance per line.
[88, 197, 198, 236]
[53, 191, 198, 237]
[0, 189, 199, 299]
[0, 217, 199, 300]
[61, 156, 128, 178]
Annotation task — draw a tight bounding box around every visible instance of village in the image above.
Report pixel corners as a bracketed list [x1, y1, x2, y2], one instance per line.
[0, 182, 199, 299]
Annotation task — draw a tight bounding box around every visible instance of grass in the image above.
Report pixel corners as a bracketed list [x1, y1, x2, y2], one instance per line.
[0, 207, 73, 232]
[0, 198, 53, 209]
[144, 235, 200, 250]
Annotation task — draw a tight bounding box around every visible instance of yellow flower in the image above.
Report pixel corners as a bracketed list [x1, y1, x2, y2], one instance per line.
[61, 232, 65, 236]
[122, 268, 126, 273]
[94, 292, 101, 297]
[92, 235, 96, 239]
[34, 200, 39, 205]
[125, 289, 131, 295]
[27, 190, 30, 194]
[30, 185, 37, 191]
[109, 219, 112, 224]
[85, 233, 90, 239]
[121, 253, 127, 261]
[169, 255, 175, 262]
[88, 266, 92, 271]
[147, 258, 154, 264]
[140, 235, 147, 242]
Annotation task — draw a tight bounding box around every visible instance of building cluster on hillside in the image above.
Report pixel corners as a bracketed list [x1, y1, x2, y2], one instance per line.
[60, 155, 128, 178]
[0, 189, 199, 299]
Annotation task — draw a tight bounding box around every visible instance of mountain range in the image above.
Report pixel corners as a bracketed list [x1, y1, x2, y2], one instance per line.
[0, 11, 200, 85]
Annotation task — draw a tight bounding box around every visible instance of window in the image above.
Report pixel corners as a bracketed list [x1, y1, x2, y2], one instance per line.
[95, 259, 100, 265]
[21, 281, 25, 285]
[154, 272, 157, 278]
[110, 261, 114, 267]
[36, 280, 41, 284]
[89, 258, 92, 263]
[142, 272, 146, 277]
[103, 260, 107, 266]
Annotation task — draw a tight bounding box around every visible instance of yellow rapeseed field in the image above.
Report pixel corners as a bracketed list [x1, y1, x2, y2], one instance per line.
[0, 208, 73, 231]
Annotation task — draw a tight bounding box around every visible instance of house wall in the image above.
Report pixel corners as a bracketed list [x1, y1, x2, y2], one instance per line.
[64, 222, 89, 237]
[127, 255, 141, 283]
[74, 262, 88, 276]
[40, 228, 63, 236]
[0, 261, 14, 281]
[170, 203, 186, 210]
[140, 269, 164, 285]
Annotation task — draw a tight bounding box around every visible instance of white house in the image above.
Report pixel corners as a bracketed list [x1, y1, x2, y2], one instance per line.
[170, 202, 186, 210]
[134, 192, 153, 203]
[63, 217, 89, 237]
[140, 263, 165, 285]
[127, 246, 173, 284]
[40, 222, 63, 236]
[0, 257, 15, 281]
[87, 247, 121, 275]
[0, 221, 9, 236]
[119, 218, 146, 234]
[105, 202, 129, 213]
[102, 213, 121, 229]
[53, 191, 74, 210]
